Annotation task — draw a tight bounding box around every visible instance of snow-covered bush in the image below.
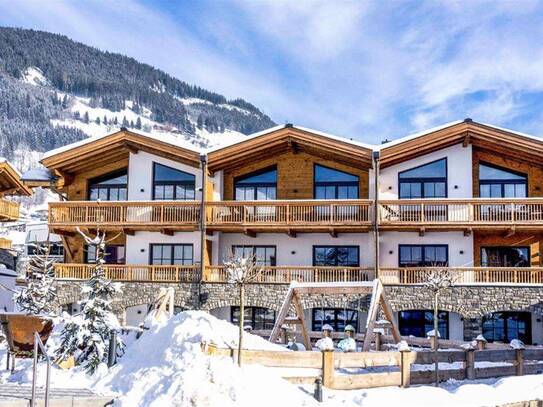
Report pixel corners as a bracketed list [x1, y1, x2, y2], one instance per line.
[14, 242, 56, 315]
[55, 229, 123, 374]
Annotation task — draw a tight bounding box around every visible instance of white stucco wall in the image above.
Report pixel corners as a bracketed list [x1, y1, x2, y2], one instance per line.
[378, 143, 473, 200]
[449, 312, 464, 341]
[125, 231, 201, 264]
[125, 304, 149, 326]
[127, 151, 202, 201]
[218, 233, 373, 266]
[532, 314, 543, 345]
[379, 232, 474, 267]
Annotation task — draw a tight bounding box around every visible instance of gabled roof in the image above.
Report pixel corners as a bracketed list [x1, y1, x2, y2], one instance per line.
[377, 119, 543, 168]
[0, 160, 32, 196]
[207, 124, 374, 172]
[41, 129, 202, 176]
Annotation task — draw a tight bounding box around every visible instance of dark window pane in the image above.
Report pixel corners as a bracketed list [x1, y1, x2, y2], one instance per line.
[399, 159, 446, 178]
[480, 164, 526, 180]
[410, 183, 422, 198]
[236, 168, 277, 184]
[154, 163, 195, 182]
[480, 184, 490, 197]
[315, 165, 358, 182]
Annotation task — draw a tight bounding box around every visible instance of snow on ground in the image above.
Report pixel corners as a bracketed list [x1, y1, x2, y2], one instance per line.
[21, 67, 50, 87]
[2, 311, 543, 406]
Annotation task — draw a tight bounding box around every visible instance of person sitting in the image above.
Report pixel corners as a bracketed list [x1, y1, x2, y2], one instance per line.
[315, 324, 334, 350]
[337, 324, 356, 352]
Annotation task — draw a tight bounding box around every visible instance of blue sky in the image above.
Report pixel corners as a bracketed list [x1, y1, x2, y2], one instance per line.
[2, 0, 543, 143]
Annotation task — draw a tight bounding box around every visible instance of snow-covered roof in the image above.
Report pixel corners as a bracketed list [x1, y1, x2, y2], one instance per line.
[374, 120, 464, 150]
[42, 128, 202, 160]
[0, 157, 22, 177]
[205, 124, 374, 154]
[20, 167, 55, 182]
[26, 222, 61, 244]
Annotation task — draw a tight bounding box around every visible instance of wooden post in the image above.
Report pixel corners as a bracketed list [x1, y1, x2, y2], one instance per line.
[322, 350, 334, 388]
[373, 151, 380, 279]
[465, 349, 475, 380]
[280, 326, 288, 344]
[198, 153, 208, 309]
[374, 331, 382, 351]
[400, 349, 412, 388]
[516, 348, 524, 376]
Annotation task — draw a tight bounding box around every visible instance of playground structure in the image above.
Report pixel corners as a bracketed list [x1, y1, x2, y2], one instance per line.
[269, 279, 401, 350]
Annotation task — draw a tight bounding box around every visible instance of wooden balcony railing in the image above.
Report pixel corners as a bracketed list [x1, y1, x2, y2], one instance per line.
[48, 201, 201, 229]
[0, 198, 19, 221]
[379, 199, 543, 227]
[54, 264, 200, 282]
[205, 266, 374, 283]
[380, 267, 543, 285]
[206, 200, 372, 229]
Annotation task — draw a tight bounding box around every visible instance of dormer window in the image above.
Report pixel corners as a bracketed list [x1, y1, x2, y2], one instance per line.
[234, 166, 277, 200]
[399, 158, 447, 199]
[89, 170, 127, 201]
[153, 163, 196, 200]
[479, 163, 527, 198]
[314, 164, 359, 199]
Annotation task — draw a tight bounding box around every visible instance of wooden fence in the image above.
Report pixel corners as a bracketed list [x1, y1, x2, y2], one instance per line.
[0, 199, 19, 220]
[54, 264, 200, 282]
[203, 343, 543, 390]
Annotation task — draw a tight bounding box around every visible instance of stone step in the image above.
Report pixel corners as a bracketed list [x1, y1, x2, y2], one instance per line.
[0, 383, 113, 406]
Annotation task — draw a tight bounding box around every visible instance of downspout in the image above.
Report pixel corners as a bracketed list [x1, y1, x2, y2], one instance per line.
[373, 151, 380, 280]
[197, 153, 208, 309]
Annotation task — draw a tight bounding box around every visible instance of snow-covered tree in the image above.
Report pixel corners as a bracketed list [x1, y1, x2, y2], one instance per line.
[224, 253, 262, 366]
[14, 241, 56, 315]
[55, 229, 123, 374]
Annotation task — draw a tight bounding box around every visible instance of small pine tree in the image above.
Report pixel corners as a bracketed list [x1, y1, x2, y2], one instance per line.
[55, 229, 123, 374]
[113, 116, 118, 125]
[74, 111, 81, 120]
[135, 117, 142, 129]
[196, 115, 203, 130]
[122, 116, 129, 127]
[14, 241, 56, 315]
[83, 112, 90, 124]
[95, 117, 101, 125]
[62, 94, 69, 109]
[103, 115, 108, 125]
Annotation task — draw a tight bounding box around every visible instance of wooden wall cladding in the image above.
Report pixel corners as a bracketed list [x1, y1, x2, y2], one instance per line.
[473, 231, 543, 266]
[472, 148, 543, 198]
[222, 151, 369, 200]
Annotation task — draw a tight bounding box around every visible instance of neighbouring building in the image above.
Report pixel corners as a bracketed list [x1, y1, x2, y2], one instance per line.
[32, 120, 543, 344]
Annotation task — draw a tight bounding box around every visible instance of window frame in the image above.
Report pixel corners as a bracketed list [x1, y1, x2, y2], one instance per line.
[313, 163, 359, 200]
[478, 161, 528, 198]
[85, 244, 126, 265]
[312, 245, 360, 267]
[148, 243, 194, 266]
[234, 165, 277, 201]
[152, 162, 196, 201]
[482, 311, 532, 344]
[231, 245, 277, 266]
[311, 308, 359, 332]
[88, 169, 128, 201]
[230, 306, 276, 330]
[398, 310, 449, 339]
[398, 244, 449, 267]
[480, 246, 531, 267]
[398, 157, 448, 199]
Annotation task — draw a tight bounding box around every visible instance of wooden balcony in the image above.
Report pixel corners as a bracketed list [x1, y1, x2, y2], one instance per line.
[380, 267, 543, 285]
[53, 264, 374, 283]
[379, 199, 543, 231]
[0, 199, 19, 221]
[206, 200, 372, 234]
[48, 201, 201, 233]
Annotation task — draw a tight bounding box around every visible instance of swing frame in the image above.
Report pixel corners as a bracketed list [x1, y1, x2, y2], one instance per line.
[269, 279, 401, 351]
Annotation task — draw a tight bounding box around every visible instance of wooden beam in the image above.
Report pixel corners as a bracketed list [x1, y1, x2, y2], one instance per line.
[51, 229, 75, 237]
[286, 229, 297, 238]
[462, 132, 471, 148]
[123, 142, 139, 154]
[160, 228, 174, 236]
[122, 228, 135, 236]
[362, 281, 383, 351]
[244, 229, 256, 238]
[463, 228, 472, 237]
[329, 228, 338, 238]
[505, 227, 516, 238]
[269, 287, 295, 343]
[418, 227, 425, 237]
[287, 138, 299, 154]
[60, 236, 74, 261]
[292, 291, 311, 350]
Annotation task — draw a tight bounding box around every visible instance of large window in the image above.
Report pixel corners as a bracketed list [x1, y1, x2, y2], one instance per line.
[483, 312, 531, 344]
[314, 164, 359, 199]
[399, 245, 448, 267]
[481, 247, 530, 267]
[399, 158, 447, 199]
[150, 244, 193, 265]
[312, 308, 358, 332]
[28, 243, 64, 257]
[89, 170, 127, 201]
[232, 245, 276, 266]
[234, 167, 277, 200]
[479, 163, 527, 198]
[313, 246, 359, 267]
[231, 306, 276, 330]
[86, 245, 125, 264]
[398, 310, 449, 339]
[153, 163, 195, 200]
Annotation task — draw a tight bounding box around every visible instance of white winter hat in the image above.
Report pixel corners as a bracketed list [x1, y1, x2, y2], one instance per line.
[322, 324, 334, 332]
[344, 324, 355, 332]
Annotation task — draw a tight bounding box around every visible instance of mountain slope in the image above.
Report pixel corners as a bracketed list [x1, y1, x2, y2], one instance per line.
[0, 27, 275, 166]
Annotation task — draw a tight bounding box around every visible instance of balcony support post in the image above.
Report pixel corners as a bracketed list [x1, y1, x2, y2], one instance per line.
[198, 154, 208, 309]
[373, 151, 380, 279]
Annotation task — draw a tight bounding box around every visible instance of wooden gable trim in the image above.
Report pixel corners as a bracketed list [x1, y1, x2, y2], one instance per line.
[0, 163, 31, 196]
[41, 130, 200, 173]
[208, 127, 373, 172]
